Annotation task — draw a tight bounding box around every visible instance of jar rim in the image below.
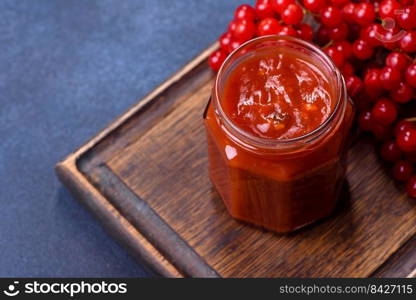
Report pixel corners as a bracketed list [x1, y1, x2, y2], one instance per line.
[213, 35, 347, 149]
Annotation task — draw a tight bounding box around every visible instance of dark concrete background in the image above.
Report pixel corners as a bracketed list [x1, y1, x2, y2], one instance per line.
[0, 0, 245, 277]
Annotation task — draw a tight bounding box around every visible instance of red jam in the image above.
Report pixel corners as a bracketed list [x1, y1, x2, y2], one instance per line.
[222, 48, 334, 140]
[204, 36, 354, 233]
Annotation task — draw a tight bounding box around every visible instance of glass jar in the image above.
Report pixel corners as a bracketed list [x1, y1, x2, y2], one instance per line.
[204, 35, 354, 233]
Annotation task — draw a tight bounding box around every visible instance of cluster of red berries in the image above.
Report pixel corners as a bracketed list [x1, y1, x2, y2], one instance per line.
[208, 0, 416, 198]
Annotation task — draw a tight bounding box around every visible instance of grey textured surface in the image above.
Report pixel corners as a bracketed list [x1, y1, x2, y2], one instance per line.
[0, 0, 244, 277]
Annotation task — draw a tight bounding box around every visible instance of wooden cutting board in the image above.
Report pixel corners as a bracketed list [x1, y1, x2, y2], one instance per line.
[56, 43, 416, 278]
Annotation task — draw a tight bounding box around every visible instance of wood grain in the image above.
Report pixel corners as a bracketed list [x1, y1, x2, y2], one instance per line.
[56, 42, 416, 278]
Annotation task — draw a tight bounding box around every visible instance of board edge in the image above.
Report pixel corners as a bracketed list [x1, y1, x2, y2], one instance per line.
[54, 42, 218, 277]
[55, 157, 183, 278]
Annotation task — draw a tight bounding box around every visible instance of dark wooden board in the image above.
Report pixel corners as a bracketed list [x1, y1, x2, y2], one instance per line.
[56, 43, 416, 278]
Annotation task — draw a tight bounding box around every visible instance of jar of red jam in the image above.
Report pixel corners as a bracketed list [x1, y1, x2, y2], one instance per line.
[204, 35, 354, 233]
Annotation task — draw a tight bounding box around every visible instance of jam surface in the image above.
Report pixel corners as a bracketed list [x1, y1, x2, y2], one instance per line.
[222, 48, 335, 139]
